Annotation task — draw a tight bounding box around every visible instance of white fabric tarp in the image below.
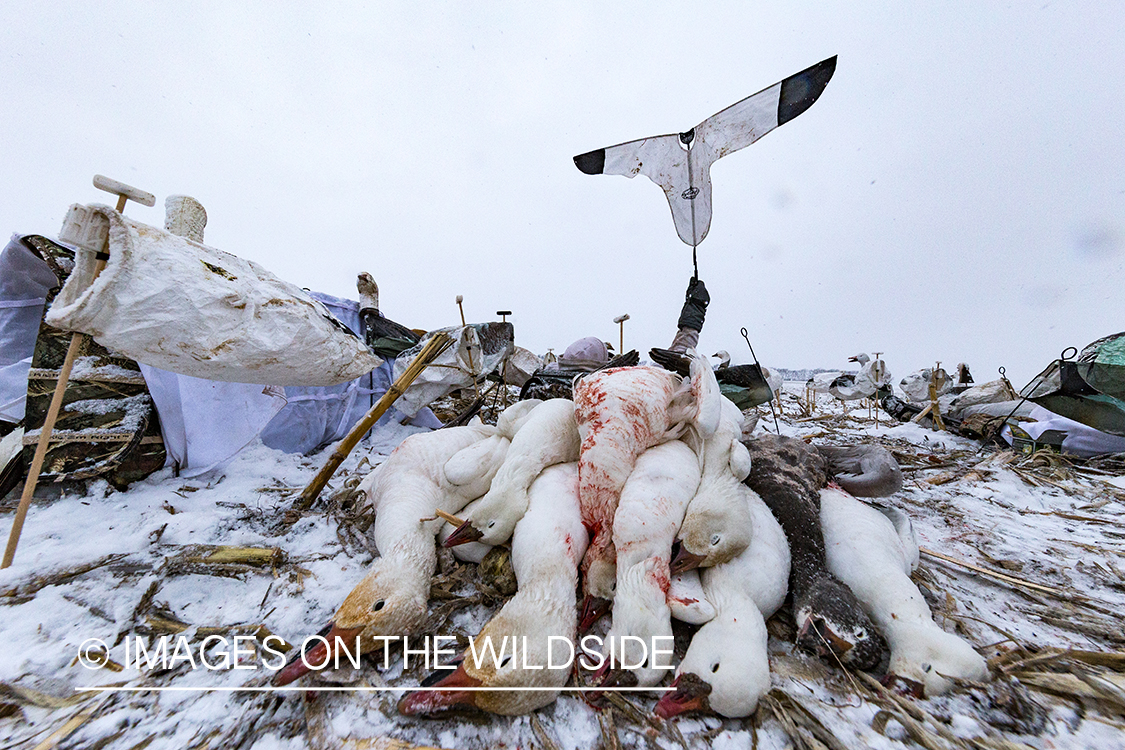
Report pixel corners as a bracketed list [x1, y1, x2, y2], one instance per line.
[501, 346, 542, 387]
[1001, 404, 1125, 458]
[46, 205, 382, 386]
[142, 292, 441, 477]
[139, 365, 288, 477]
[391, 324, 513, 418]
[0, 236, 58, 423]
[3, 232, 438, 477]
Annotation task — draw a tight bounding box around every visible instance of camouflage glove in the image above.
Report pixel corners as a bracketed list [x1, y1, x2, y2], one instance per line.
[676, 277, 710, 332]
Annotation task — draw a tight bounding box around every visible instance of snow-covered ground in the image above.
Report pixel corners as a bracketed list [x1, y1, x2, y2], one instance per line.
[2, 387, 1124, 750]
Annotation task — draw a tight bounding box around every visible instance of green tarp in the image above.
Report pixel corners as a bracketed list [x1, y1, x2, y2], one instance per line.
[1023, 331, 1125, 437]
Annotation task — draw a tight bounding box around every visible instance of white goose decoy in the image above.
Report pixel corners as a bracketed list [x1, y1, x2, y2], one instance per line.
[273, 403, 536, 686]
[807, 369, 845, 395]
[900, 367, 952, 403]
[819, 486, 989, 696]
[574, 351, 720, 625]
[656, 491, 790, 718]
[829, 353, 892, 402]
[399, 463, 587, 716]
[595, 439, 703, 684]
[673, 396, 755, 572]
[573, 57, 836, 247]
[444, 398, 580, 547]
[818, 443, 904, 498]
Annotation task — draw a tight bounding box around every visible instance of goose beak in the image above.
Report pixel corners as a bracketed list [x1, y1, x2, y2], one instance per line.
[669, 541, 705, 574]
[271, 623, 364, 686]
[796, 616, 853, 659]
[654, 673, 711, 718]
[593, 660, 639, 689]
[578, 595, 611, 633]
[397, 661, 483, 716]
[442, 520, 484, 547]
[882, 673, 926, 699]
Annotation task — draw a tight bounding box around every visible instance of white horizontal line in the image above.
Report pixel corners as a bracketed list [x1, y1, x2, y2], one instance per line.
[76, 686, 672, 693]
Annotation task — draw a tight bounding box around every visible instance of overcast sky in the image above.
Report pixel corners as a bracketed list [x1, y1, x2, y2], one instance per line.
[2, 2, 1121, 387]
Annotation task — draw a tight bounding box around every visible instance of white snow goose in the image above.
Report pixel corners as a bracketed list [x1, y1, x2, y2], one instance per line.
[398, 462, 587, 716]
[820, 485, 989, 696]
[444, 398, 580, 547]
[592, 438, 702, 685]
[573, 351, 720, 628]
[656, 488, 790, 718]
[272, 402, 538, 686]
[671, 396, 755, 573]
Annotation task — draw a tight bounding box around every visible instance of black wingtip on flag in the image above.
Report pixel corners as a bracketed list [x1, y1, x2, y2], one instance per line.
[778, 56, 837, 126]
[573, 56, 838, 246]
[573, 149, 606, 176]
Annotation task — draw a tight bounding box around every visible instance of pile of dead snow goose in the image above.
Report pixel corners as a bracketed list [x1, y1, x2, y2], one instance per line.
[275, 350, 988, 718]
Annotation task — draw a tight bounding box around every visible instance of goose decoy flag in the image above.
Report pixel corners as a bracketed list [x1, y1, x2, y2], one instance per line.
[573, 56, 836, 247]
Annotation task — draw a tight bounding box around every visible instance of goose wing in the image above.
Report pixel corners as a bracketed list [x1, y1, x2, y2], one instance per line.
[693, 55, 836, 159]
[573, 56, 836, 246]
[574, 131, 707, 245]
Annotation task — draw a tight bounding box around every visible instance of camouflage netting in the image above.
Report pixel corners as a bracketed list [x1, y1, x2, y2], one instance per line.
[18, 235, 165, 489]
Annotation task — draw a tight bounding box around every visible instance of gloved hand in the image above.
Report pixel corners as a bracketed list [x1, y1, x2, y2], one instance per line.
[676, 277, 709, 332]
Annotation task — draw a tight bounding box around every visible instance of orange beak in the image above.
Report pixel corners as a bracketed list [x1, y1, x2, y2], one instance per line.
[271, 623, 365, 687]
[654, 673, 712, 718]
[397, 660, 483, 716]
[669, 541, 705, 574]
[442, 519, 484, 547]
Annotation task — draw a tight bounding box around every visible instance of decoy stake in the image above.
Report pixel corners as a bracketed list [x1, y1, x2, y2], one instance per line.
[290, 332, 455, 516]
[613, 314, 630, 355]
[3, 175, 156, 568]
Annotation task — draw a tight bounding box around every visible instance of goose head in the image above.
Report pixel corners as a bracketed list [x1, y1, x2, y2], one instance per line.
[578, 556, 616, 632]
[654, 610, 769, 718]
[794, 574, 887, 671]
[671, 401, 752, 573]
[671, 498, 752, 573]
[399, 604, 569, 716]
[885, 621, 988, 697]
[711, 350, 731, 370]
[848, 353, 870, 365]
[272, 562, 427, 686]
